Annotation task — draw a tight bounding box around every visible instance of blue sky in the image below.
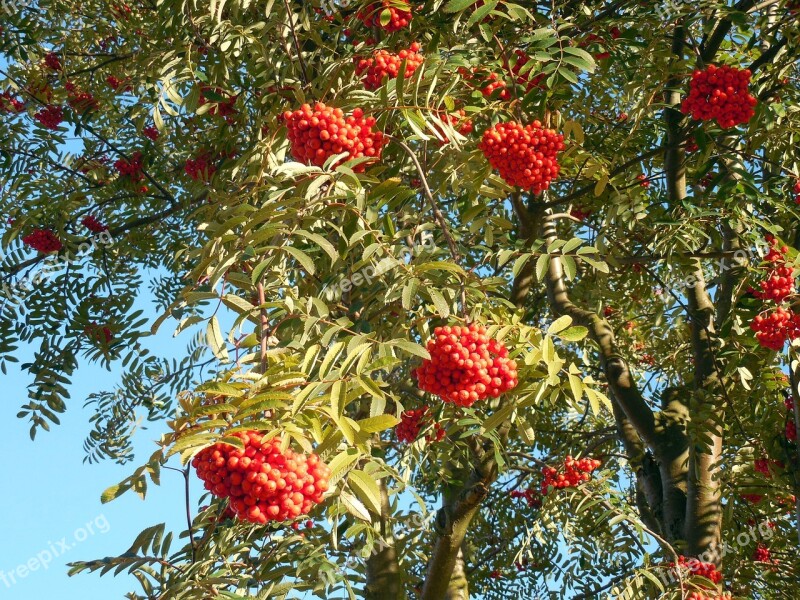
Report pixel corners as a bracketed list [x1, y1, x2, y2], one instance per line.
[0, 305, 192, 599]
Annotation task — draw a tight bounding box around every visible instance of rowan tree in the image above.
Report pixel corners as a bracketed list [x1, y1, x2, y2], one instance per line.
[1, 1, 799, 599]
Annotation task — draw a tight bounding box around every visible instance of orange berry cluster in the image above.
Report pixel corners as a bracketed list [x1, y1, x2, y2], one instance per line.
[680, 64, 757, 129]
[193, 431, 330, 524]
[355, 43, 424, 90]
[81, 215, 108, 233]
[356, 1, 412, 31]
[34, 105, 64, 129]
[750, 306, 800, 351]
[282, 103, 384, 172]
[672, 555, 723, 585]
[412, 324, 518, 406]
[749, 236, 800, 350]
[22, 229, 63, 253]
[540, 456, 601, 494]
[479, 121, 565, 193]
[458, 67, 510, 100]
[395, 406, 445, 443]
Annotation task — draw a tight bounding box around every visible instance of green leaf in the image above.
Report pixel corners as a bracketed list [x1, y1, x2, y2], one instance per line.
[547, 315, 573, 335]
[402, 278, 420, 310]
[558, 326, 589, 341]
[357, 414, 400, 433]
[444, 0, 478, 12]
[348, 470, 382, 515]
[206, 316, 229, 361]
[390, 339, 431, 360]
[428, 288, 450, 318]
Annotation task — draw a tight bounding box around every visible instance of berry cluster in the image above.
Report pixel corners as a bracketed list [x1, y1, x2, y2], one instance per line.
[282, 103, 385, 172]
[680, 64, 757, 129]
[750, 307, 800, 351]
[114, 151, 145, 182]
[22, 229, 63, 253]
[754, 457, 784, 477]
[198, 86, 238, 122]
[505, 50, 545, 93]
[0, 91, 24, 113]
[752, 544, 772, 563]
[395, 407, 444, 443]
[185, 152, 217, 182]
[479, 121, 565, 193]
[193, 431, 330, 524]
[458, 67, 510, 100]
[741, 493, 764, 504]
[787, 419, 797, 442]
[793, 179, 800, 204]
[81, 215, 108, 233]
[672, 555, 723, 585]
[356, 1, 412, 31]
[685, 594, 732, 600]
[84, 322, 113, 344]
[106, 75, 132, 93]
[411, 323, 518, 406]
[355, 43, 424, 90]
[65, 82, 99, 113]
[143, 126, 160, 141]
[540, 456, 601, 494]
[34, 105, 64, 130]
[433, 109, 474, 144]
[751, 237, 795, 302]
[570, 206, 592, 221]
[44, 52, 62, 71]
[637, 173, 650, 188]
[510, 488, 541, 508]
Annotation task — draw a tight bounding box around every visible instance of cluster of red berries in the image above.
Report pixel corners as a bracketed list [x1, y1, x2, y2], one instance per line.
[685, 594, 732, 600]
[752, 544, 772, 563]
[411, 323, 518, 406]
[184, 153, 217, 182]
[395, 407, 445, 443]
[0, 91, 25, 113]
[793, 179, 800, 204]
[754, 457, 784, 477]
[505, 50, 545, 93]
[44, 52, 62, 71]
[680, 64, 757, 129]
[34, 105, 64, 130]
[672, 555, 723, 584]
[750, 237, 795, 302]
[193, 431, 330, 524]
[114, 151, 145, 182]
[84, 322, 113, 344]
[81, 215, 108, 233]
[106, 75, 132, 93]
[541, 456, 601, 494]
[143, 126, 159, 141]
[433, 109, 474, 144]
[570, 206, 592, 221]
[637, 173, 650, 188]
[65, 82, 99, 113]
[198, 86, 238, 122]
[22, 229, 63, 253]
[355, 43, 424, 90]
[356, 1, 412, 31]
[787, 419, 797, 442]
[479, 121, 565, 193]
[509, 488, 541, 508]
[741, 493, 764, 504]
[750, 306, 800, 351]
[282, 103, 385, 172]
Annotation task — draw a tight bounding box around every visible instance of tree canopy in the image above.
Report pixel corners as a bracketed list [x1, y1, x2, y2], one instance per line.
[1, 1, 799, 598]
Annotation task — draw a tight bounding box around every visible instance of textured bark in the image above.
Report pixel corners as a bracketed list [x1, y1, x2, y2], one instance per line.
[444, 549, 469, 600]
[365, 480, 402, 600]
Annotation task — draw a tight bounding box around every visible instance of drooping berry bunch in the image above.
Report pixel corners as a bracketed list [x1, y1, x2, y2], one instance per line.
[81, 215, 108, 233]
[355, 43, 424, 90]
[65, 82, 99, 113]
[114, 151, 145, 181]
[193, 431, 330, 524]
[22, 229, 63, 253]
[356, 1, 412, 31]
[754, 457, 784, 477]
[540, 456, 601, 494]
[395, 406, 445, 443]
[680, 64, 757, 129]
[750, 236, 795, 302]
[44, 52, 62, 71]
[671, 555, 723, 585]
[411, 323, 518, 406]
[750, 306, 800, 351]
[143, 126, 159, 141]
[458, 67, 510, 100]
[510, 488, 541, 508]
[34, 105, 64, 130]
[282, 103, 385, 172]
[479, 121, 565, 193]
[184, 152, 217, 182]
[0, 91, 25, 113]
[752, 544, 773, 563]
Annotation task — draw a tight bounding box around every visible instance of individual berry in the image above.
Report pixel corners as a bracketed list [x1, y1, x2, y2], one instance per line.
[680, 64, 757, 129]
[411, 323, 518, 406]
[34, 105, 64, 130]
[356, 1, 412, 31]
[81, 215, 108, 233]
[192, 431, 330, 524]
[540, 456, 601, 494]
[355, 43, 424, 90]
[479, 121, 565, 193]
[22, 229, 63, 253]
[282, 103, 385, 172]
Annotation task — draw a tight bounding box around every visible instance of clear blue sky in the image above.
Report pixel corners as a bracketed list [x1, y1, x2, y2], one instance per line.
[0, 303, 192, 599]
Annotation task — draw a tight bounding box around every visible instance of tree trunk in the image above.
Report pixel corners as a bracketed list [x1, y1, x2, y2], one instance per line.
[365, 480, 402, 600]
